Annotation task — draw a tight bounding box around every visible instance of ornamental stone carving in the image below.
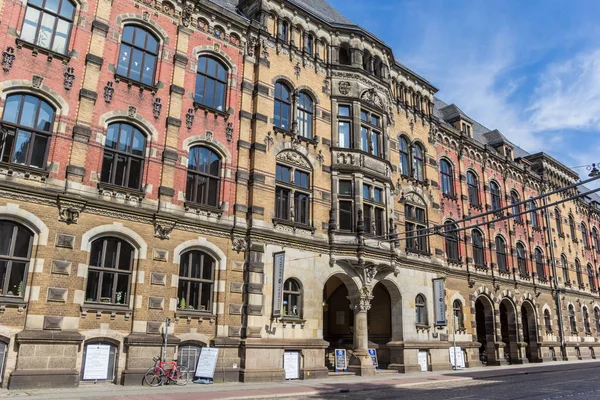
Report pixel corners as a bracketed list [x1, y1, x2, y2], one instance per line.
[154, 219, 176, 240]
[361, 88, 384, 109]
[58, 200, 85, 224]
[232, 237, 248, 253]
[276, 151, 310, 169]
[348, 289, 373, 312]
[338, 81, 351, 95]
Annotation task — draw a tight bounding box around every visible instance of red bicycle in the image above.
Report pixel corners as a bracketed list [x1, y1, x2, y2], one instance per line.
[144, 356, 189, 386]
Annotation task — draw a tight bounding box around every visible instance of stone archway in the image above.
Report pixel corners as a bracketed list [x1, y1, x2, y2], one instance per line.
[500, 298, 520, 364]
[323, 275, 354, 350]
[521, 301, 541, 363]
[367, 282, 392, 369]
[475, 295, 497, 365]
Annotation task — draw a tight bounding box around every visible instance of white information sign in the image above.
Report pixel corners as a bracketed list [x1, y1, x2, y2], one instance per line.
[83, 344, 111, 380]
[433, 278, 446, 326]
[272, 252, 286, 318]
[418, 350, 428, 372]
[283, 351, 300, 380]
[449, 346, 465, 369]
[195, 347, 220, 379]
[334, 349, 347, 372]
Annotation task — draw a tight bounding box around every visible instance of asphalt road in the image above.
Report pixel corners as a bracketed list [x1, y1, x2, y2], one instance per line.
[292, 363, 600, 400]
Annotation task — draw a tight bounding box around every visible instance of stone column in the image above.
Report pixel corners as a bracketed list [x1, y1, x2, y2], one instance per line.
[347, 292, 376, 376]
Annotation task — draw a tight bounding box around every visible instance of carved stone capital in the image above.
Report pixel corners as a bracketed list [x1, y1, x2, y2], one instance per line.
[154, 218, 176, 240]
[58, 200, 85, 224]
[232, 236, 248, 253]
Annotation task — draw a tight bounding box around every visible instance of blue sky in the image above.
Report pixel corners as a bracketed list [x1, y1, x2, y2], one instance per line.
[329, 0, 600, 177]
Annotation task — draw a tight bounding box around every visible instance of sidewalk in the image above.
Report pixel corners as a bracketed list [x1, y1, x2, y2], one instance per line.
[1, 359, 599, 400]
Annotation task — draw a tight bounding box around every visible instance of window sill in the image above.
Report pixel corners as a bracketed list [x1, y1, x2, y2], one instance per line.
[447, 258, 463, 266]
[406, 248, 431, 257]
[272, 218, 315, 233]
[114, 74, 159, 94]
[442, 193, 458, 201]
[15, 38, 71, 63]
[175, 309, 215, 320]
[81, 303, 131, 319]
[280, 317, 306, 328]
[474, 264, 488, 272]
[193, 102, 231, 119]
[416, 324, 431, 331]
[184, 202, 223, 217]
[469, 203, 484, 212]
[532, 226, 543, 233]
[519, 273, 531, 281]
[97, 182, 145, 200]
[0, 161, 49, 181]
[0, 296, 27, 309]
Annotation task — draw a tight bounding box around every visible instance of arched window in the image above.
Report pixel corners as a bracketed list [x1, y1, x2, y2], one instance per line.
[453, 299, 464, 329]
[472, 229, 485, 267]
[415, 294, 427, 325]
[282, 278, 302, 318]
[274, 81, 292, 131]
[177, 250, 215, 312]
[584, 307, 591, 334]
[439, 159, 454, 196]
[178, 344, 202, 381]
[399, 137, 410, 177]
[490, 181, 501, 210]
[581, 223, 590, 247]
[186, 146, 221, 207]
[21, 0, 75, 54]
[362, 50, 372, 72]
[296, 92, 313, 138]
[85, 237, 134, 305]
[0, 94, 55, 168]
[568, 304, 577, 333]
[444, 221, 459, 262]
[569, 215, 576, 241]
[594, 307, 600, 332]
[587, 264, 596, 292]
[555, 208, 563, 236]
[275, 162, 311, 225]
[495, 236, 508, 272]
[339, 43, 351, 65]
[305, 34, 313, 55]
[511, 191, 522, 223]
[593, 228, 599, 249]
[279, 21, 289, 42]
[575, 259, 583, 288]
[116, 25, 159, 85]
[195, 56, 227, 111]
[100, 123, 146, 190]
[544, 309, 552, 333]
[467, 171, 480, 206]
[412, 144, 424, 181]
[0, 221, 33, 298]
[527, 200, 539, 228]
[81, 342, 118, 382]
[516, 242, 527, 275]
[535, 248, 545, 279]
[561, 254, 569, 284]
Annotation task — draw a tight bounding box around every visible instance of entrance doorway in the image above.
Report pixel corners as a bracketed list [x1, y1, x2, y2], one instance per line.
[323, 276, 353, 350]
[475, 296, 497, 365]
[521, 301, 540, 362]
[500, 299, 520, 364]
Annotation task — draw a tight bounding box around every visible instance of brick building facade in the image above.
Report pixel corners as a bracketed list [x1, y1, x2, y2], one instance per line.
[0, 0, 599, 389]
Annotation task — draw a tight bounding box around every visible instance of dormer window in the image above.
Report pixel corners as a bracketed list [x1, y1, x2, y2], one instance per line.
[461, 122, 471, 137]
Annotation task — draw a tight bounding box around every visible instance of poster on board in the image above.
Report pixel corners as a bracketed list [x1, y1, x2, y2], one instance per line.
[368, 349, 378, 369]
[433, 278, 447, 326]
[83, 344, 111, 380]
[334, 349, 347, 372]
[195, 347, 219, 379]
[283, 351, 300, 380]
[272, 252, 285, 318]
[449, 346, 465, 369]
[418, 350, 428, 372]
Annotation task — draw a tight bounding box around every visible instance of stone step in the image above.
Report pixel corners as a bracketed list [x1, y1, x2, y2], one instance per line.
[376, 369, 399, 375]
[327, 371, 357, 377]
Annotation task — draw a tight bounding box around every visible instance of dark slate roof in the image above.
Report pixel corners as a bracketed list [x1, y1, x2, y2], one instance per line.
[208, 0, 242, 16]
[578, 185, 600, 204]
[288, 0, 353, 25]
[438, 103, 473, 123]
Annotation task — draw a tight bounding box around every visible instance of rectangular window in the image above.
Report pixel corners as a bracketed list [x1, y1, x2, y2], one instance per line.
[339, 180, 352, 196]
[338, 105, 351, 117]
[276, 165, 291, 183]
[362, 184, 371, 200]
[361, 126, 369, 152]
[338, 121, 351, 148]
[373, 188, 383, 203]
[339, 201, 353, 231]
[371, 131, 380, 157]
[294, 192, 309, 225]
[294, 170, 309, 189]
[371, 115, 380, 127]
[374, 208, 384, 236]
[360, 111, 368, 122]
[364, 204, 372, 234]
[275, 187, 290, 220]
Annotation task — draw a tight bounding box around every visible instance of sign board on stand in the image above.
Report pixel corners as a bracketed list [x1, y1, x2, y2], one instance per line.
[449, 346, 465, 369]
[283, 351, 300, 380]
[368, 349, 378, 369]
[195, 347, 219, 380]
[418, 350, 428, 372]
[83, 344, 111, 380]
[334, 349, 347, 372]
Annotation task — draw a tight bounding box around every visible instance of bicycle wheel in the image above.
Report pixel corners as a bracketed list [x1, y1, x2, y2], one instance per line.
[144, 366, 165, 387]
[172, 365, 189, 386]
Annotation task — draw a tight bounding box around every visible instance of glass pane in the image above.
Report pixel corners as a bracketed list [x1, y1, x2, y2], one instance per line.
[117, 124, 132, 153]
[59, 0, 75, 19]
[45, 0, 60, 13]
[12, 130, 31, 165]
[372, 133, 379, 156]
[204, 78, 215, 108]
[117, 44, 131, 77]
[100, 272, 114, 300]
[115, 274, 128, 304]
[2, 95, 21, 124]
[132, 129, 145, 156]
[195, 75, 205, 104]
[121, 26, 134, 44]
[37, 101, 54, 131]
[217, 64, 227, 81]
[200, 283, 211, 310]
[7, 262, 26, 296]
[37, 13, 56, 50]
[339, 180, 352, 196]
[21, 8, 40, 44]
[374, 188, 382, 203]
[0, 223, 14, 256]
[207, 58, 217, 77]
[141, 54, 155, 85]
[100, 153, 113, 183]
[281, 104, 290, 130]
[202, 256, 213, 280]
[188, 281, 200, 310]
[52, 19, 69, 54]
[214, 82, 225, 111]
[118, 243, 132, 270]
[89, 240, 103, 267]
[114, 155, 127, 186]
[208, 178, 218, 207]
[104, 239, 118, 268]
[133, 27, 147, 48]
[361, 127, 368, 152]
[85, 271, 100, 301]
[190, 251, 201, 279]
[129, 48, 143, 81]
[197, 57, 207, 73]
[0, 260, 6, 296]
[127, 158, 141, 189]
[338, 122, 350, 148]
[371, 115, 380, 127]
[145, 33, 158, 54]
[30, 134, 48, 168]
[338, 105, 350, 117]
[20, 96, 38, 128]
[209, 152, 220, 177]
[363, 184, 370, 200]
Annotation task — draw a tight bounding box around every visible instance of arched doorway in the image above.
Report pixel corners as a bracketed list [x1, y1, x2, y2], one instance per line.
[521, 302, 540, 362]
[500, 299, 520, 364]
[368, 282, 392, 368]
[475, 296, 497, 365]
[323, 275, 353, 350]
